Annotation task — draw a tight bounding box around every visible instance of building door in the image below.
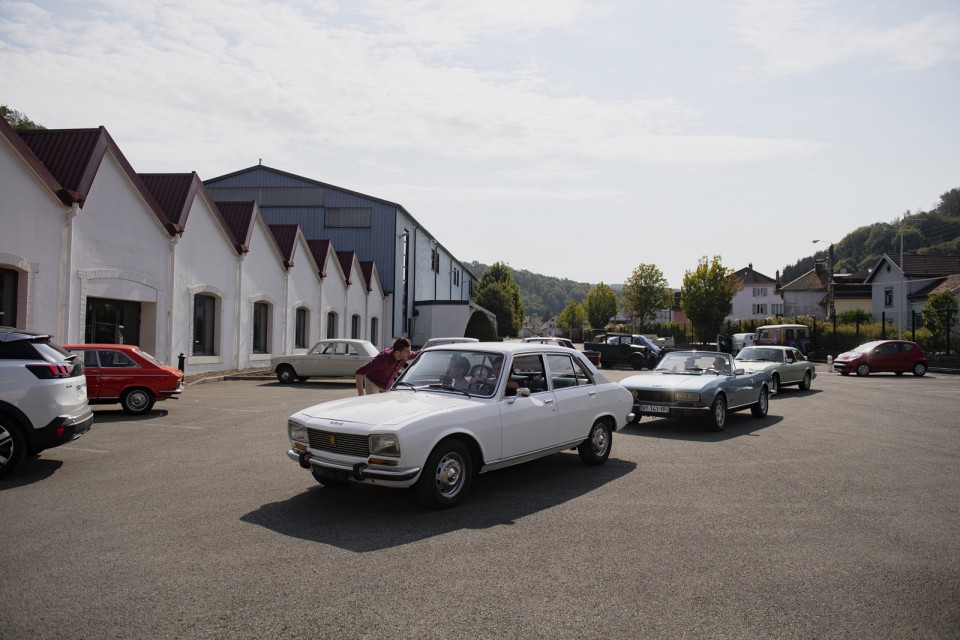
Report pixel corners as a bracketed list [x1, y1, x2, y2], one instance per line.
[85, 298, 141, 345]
[0, 268, 17, 327]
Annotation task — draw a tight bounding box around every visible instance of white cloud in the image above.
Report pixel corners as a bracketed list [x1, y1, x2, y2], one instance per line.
[731, 0, 960, 75]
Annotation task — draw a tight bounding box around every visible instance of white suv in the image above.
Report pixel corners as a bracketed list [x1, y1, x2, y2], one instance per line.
[0, 327, 94, 479]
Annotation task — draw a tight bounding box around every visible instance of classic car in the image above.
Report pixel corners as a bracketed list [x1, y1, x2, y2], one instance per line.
[619, 350, 772, 431]
[833, 340, 928, 377]
[583, 332, 659, 370]
[64, 343, 184, 415]
[755, 324, 812, 354]
[286, 343, 634, 508]
[734, 345, 816, 394]
[422, 337, 479, 349]
[522, 336, 601, 366]
[271, 339, 379, 383]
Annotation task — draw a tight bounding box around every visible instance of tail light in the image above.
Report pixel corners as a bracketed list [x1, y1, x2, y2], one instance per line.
[27, 363, 75, 379]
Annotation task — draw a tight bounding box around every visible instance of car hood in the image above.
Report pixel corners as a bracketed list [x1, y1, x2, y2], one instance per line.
[835, 351, 862, 361]
[735, 360, 775, 373]
[619, 372, 717, 391]
[295, 391, 475, 428]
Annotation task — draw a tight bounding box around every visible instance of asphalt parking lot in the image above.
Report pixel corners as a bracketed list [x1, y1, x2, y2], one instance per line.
[2, 365, 959, 639]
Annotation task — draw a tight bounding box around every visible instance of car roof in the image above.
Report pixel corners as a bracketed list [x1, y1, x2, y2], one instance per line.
[423, 342, 581, 355]
[64, 343, 139, 349]
[0, 326, 51, 342]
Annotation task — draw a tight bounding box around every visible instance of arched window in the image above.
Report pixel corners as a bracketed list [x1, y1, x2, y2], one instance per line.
[370, 317, 379, 346]
[253, 301, 271, 353]
[351, 314, 361, 339]
[295, 307, 309, 349]
[326, 311, 338, 339]
[193, 293, 218, 355]
[0, 268, 18, 328]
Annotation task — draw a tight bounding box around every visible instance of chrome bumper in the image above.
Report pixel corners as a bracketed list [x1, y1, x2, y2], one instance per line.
[287, 449, 421, 482]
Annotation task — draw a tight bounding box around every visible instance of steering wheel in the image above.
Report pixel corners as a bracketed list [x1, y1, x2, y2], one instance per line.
[469, 364, 493, 380]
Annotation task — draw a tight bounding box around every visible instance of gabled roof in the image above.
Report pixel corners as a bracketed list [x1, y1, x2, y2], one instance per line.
[214, 201, 258, 253]
[0, 117, 79, 206]
[307, 239, 331, 278]
[359, 260, 375, 293]
[865, 254, 960, 283]
[268, 224, 298, 269]
[908, 273, 960, 300]
[137, 173, 197, 233]
[337, 250, 356, 284]
[779, 264, 829, 292]
[16, 126, 174, 233]
[733, 265, 777, 285]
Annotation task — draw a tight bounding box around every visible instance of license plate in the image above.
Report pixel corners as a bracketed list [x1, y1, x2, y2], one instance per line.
[641, 404, 669, 414]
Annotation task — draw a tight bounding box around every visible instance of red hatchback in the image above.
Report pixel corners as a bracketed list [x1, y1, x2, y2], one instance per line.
[64, 344, 184, 414]
[833, 340, 928, 377]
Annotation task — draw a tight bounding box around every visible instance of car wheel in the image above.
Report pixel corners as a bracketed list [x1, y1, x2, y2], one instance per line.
[297, 376, 310, 382]
[856, 363, 870, 377]
[840, 371, 850, 376]
[276, 365, 296, 384]
[416, 439, 473, 509]
[0, 417, 26, 480]
[706, 395, 727, 431]
[311, 467, 349, 487]
[799, 370, 812, 391]
[578, 419, 612, 465]
[751, 387, 769, 418]
[912, 363, 927, 377]
[121, 388, 156, 415]
[770, 374, 780, 395]
[629, 355, 645, 370]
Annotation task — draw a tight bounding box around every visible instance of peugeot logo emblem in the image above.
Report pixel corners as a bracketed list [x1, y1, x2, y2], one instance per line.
[328, 434, 336, 447]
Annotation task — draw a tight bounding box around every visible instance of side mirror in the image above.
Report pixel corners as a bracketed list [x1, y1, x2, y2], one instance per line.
[516, 387, 531, 398]
[734, 368, 745, 376]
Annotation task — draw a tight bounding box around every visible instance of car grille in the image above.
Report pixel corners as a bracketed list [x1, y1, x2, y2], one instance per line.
[632, 390, 675, 403]
[306, 429, 369, 457]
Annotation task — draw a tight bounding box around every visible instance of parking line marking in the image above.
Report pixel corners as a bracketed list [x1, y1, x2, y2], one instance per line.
[156, 424, 203, 430]
[64, 446, 109, 453]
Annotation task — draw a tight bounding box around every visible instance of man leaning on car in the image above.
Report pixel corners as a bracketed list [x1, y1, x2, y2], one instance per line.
[354, 337, 416, 395]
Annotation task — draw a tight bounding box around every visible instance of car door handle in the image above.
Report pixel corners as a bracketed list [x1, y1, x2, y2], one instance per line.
[543, 398, 554, 405]
[588, 390, 597, 397]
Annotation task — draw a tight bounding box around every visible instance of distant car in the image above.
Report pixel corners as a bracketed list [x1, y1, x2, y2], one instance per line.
[286, 343, 634, 508]
[271, 339, 379, 383]
[755, 324, 812, 354]
[422, 337, 479, 349]
[1, 327, 93, 479]
[730, 332, 756, 355]
[833, 340, 927, 377]
[65, 344, 185, 415]
[584, 332, 659, 370]
[522, 336, 601, 366]
[734, 345, 815, 394]
[619, 350, 772, 431]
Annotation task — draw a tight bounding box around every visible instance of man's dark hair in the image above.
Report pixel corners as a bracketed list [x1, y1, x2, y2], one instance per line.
[392, 337, 412, 351]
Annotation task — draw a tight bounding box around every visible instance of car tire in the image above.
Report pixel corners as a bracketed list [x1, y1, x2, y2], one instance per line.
[840, 371, 850, 376]
[416, 439, 473, 509]
[297, 376, 310, 382]
[121, 388, 156, 415]
[276, 365, 296, 384]
[578, 419, 612, 466]
[770, 374, 780, 395]
[799, 370, 812, 391]
[856, 363, 870, 377]
[0, 417, 27, 480]
[912, 363, 927, 377]
[706, 395, 727, 431]
[629, 355, 645, 370]
[311, 467, 349, 487]
[751, 387, 769, 418]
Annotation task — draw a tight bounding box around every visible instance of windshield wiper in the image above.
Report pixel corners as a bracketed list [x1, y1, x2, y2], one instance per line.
[394, 381, 419, 392]
[427, 383, 470, 397]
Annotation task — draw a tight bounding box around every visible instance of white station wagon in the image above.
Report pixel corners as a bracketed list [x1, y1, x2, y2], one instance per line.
[286, 343, 635, 508]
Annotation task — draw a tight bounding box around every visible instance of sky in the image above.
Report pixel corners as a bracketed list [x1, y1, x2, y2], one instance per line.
[2, 0, 959, 288]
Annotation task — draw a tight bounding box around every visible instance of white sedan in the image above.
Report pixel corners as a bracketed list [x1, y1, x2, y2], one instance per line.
[270, 339, 378, 383]
[286, 343, 635, 508]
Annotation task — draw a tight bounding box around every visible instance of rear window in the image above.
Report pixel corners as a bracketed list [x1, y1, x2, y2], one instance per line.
[0, 338, 70, 362]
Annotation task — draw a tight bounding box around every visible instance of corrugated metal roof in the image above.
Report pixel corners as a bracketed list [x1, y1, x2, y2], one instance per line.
[307, 239, 330, 277]
[17, 128, 103, 194]
[139, 173, 196, 230]
[268, 224, 299, 268]
[215, 201, 257, 253]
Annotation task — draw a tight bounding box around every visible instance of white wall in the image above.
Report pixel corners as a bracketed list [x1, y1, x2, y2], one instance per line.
[237, 215, 286, 369]
[283, 232, 322, 353]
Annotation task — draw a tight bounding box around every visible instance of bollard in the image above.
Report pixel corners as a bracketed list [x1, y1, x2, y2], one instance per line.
[178, 352, 186, 372]
[827, 355, 833, 372]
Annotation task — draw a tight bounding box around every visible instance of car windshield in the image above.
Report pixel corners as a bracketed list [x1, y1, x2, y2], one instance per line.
[853, 341, 881, 353]
[394, 350, 505, 397]
[654, 352, 730, 375]
[736, 347, 783, 362]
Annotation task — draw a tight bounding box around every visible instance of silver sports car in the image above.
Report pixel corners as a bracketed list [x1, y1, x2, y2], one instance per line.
[619, 350, 773, 431]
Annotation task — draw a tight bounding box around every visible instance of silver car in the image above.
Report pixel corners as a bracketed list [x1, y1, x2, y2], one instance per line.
[734, 346, 816, 394]
[271, 339, 379, 383]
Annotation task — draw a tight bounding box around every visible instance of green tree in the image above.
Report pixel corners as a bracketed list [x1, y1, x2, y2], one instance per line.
[1, 105, 44, 130]
[922, 291, 959, 348]
[557, 300, 587, 335]
[681, 256, 742, 344]
[621, 263, 672, 330]
[584, 283, 618, 330]
[464, 310, 498, 341]
[473, 262, 523, 336]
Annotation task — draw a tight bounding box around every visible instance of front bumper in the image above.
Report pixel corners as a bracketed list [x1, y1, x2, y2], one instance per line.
[287, 449, 421, 483]
[633, 402, 706, 419]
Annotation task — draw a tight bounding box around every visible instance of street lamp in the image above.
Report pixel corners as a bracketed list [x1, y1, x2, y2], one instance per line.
[812, 240, 835, 320]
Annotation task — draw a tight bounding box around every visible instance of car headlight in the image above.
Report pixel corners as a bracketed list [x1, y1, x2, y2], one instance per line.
[288, 420, 308, 444]
[369, 434, 401, 457]
[674, 392, 701, 402]
[629, 389, 638, 399]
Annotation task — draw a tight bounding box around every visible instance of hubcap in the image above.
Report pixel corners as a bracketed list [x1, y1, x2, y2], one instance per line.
[591, 425, 608, 454]
[0, 426, 13, 465]
[129, 392, 148, 410]
[436, 453, 463, 496]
